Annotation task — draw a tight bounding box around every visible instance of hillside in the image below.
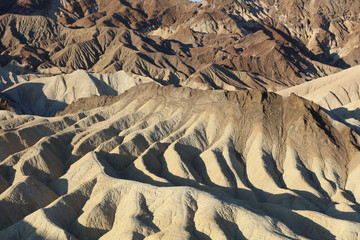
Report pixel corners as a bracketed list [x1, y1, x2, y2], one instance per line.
[1, 84, 360, 239]
[1, 0, 360, 89]
[277, 65, 360, 133]
[1, 1, 360, 239]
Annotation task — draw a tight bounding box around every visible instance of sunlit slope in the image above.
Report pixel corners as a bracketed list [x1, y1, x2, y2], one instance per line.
[0, 84, 359, 239]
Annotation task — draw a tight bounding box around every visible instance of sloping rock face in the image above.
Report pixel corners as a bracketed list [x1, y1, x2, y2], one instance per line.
[0, 83, 360, 239]
[0, 0, 359, 90]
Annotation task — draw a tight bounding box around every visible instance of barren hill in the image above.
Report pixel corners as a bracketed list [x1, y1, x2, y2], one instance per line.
[1, 1, 360, 239]
[277, 64, 360, 135]
[1, 0, 360, 90]
[0, 69, 152, 116]
[0, 84, 360, 239]
[278, 65, 360, 110]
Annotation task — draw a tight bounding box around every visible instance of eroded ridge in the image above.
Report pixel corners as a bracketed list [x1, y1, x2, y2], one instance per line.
[0, 83, 360, 239]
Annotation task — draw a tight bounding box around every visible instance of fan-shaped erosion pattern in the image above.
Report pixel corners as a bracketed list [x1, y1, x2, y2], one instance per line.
[0, 83, 360, 239]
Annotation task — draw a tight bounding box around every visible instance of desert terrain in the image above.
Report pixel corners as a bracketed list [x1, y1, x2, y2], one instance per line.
[0, 0, 360, 239]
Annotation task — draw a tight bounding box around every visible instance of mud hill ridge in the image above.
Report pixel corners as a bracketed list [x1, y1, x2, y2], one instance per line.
[0, 84, 360, 239]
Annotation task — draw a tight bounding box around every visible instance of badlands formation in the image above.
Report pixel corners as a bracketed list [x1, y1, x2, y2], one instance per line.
[278, 65, 360, 133]
[0, 68, 150, 116]
[1, 0, 360, 239]
[1, 82, 360, 239]
[1, 0, 360, 89]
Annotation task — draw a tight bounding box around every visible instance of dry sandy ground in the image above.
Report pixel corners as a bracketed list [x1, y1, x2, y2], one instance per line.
[0, 83, 359, 239]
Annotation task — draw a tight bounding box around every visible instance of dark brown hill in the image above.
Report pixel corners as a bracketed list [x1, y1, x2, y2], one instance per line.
[0, 0, 359, 90]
